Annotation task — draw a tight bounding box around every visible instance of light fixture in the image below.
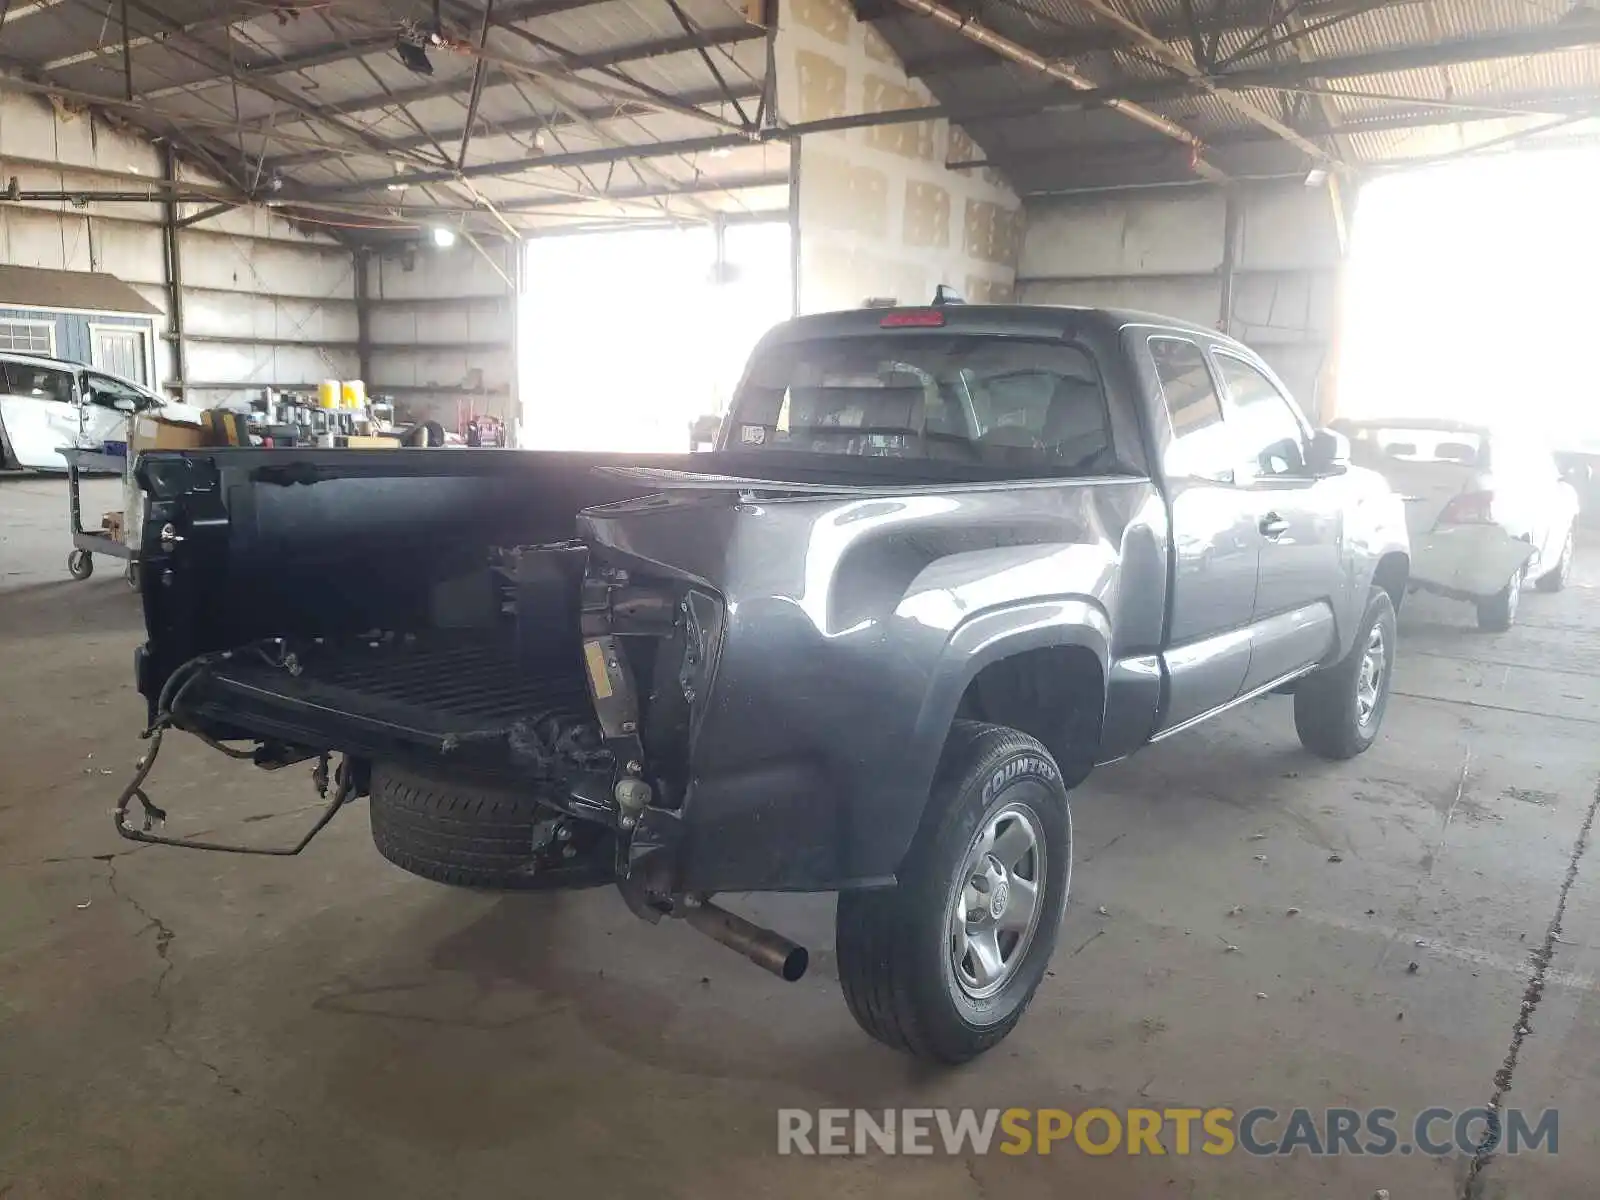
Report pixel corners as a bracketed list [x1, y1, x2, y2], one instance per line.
[710, 146, 733, 159]
[1304, 167, 1330, 187]
[395, 36, 433, 75]
[396, 18, 443, 75]
[430, 226, 457, 248]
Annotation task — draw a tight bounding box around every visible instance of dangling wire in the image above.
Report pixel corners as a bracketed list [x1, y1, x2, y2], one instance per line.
[113, 645, 357, 855]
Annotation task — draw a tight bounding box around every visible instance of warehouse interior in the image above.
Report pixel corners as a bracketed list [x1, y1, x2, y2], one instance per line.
[2, 0, 1600, 1196]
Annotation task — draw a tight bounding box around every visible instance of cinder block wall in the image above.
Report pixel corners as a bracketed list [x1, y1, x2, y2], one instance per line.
[775, 0, 1022, 312]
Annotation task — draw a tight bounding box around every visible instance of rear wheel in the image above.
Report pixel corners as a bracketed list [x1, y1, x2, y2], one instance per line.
[1294, 588, 1396, 761]
[1537, 527, 1574, 593]
[835, 721, 1071, 1063]
[1476, 564, 1522, 631]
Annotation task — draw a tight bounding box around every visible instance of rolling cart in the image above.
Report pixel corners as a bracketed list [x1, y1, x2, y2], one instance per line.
[59, 446, 139, 586]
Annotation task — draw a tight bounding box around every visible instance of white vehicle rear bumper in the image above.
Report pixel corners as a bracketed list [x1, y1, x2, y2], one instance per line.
[1410, 526, 1535, 599]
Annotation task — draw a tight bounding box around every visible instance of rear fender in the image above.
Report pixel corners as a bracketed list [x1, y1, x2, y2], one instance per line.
[892, 600, 1111, 858]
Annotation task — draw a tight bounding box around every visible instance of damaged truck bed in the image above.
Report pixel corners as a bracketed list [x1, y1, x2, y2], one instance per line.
[120, 302, 1409, 1062]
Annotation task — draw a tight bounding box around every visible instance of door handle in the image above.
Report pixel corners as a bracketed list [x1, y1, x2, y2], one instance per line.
[1260, 513, 1290, 539]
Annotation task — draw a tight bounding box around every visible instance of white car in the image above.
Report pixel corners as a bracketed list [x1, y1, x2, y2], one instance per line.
[1340, 418, 1581, 630]
[0, 353, 199, 471]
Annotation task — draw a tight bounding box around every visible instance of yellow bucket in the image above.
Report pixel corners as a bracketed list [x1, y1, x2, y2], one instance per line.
[317, 380, 341, 409]
[342, 379, 367, 410]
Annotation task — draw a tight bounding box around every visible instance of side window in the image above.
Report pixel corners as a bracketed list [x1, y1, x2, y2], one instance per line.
[1149, 337, 1231, 481]
[1, 362, 75, 406]
[85, 372, 155, 411]
[1213, 352, 1306, 479]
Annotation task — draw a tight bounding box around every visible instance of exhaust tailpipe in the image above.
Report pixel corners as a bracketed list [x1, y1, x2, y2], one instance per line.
[684, 900, 809, 982]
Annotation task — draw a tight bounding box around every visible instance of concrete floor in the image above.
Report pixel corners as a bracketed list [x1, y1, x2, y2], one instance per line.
[2, 475, 1598, 1200]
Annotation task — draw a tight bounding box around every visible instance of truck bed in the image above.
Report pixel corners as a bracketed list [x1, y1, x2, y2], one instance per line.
[188, 633, 593, 761]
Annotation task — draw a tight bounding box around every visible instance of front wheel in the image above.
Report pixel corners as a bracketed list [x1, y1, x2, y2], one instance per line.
[835, 721, 1072, 1063]
[67, 549, 93, 580]
[1294, 588, 1397, 761]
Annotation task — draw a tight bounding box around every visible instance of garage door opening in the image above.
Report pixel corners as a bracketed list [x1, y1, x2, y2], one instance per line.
[518, 222, 792, 453]
[1338, 147, 1600, 457]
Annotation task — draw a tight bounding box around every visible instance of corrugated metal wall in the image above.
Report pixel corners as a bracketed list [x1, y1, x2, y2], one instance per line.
[364, 240, 516, 429]
[1016, 182, 1347, 419]
[176, 202, 359, 405]
[0, 91, 357, 409]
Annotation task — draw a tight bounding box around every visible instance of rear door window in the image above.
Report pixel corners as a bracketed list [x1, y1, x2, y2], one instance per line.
[730, 334, 1113, 473]
[1148, 337, 1231, 482]
[1, 361, 75, 405]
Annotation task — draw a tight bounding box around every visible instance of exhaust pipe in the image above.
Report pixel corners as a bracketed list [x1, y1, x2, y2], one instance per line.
[684, 900, 809, 982]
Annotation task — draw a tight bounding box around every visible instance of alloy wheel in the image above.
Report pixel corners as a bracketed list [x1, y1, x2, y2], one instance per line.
[946, 802, 1048, 1001]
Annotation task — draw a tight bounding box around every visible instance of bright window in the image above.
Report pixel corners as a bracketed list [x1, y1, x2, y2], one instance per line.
[520, 222, 791, 452]
[1338, 148, 1600, 455]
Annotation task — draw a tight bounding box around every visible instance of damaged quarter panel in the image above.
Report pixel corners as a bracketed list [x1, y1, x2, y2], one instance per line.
[581, 475, 1164, 894]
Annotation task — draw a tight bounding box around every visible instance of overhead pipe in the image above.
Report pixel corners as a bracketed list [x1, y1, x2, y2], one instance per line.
[890, 0, 1229, 182]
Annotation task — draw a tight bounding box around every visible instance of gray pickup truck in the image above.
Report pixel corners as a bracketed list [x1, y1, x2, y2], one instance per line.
[122, 301, 1409, 1062]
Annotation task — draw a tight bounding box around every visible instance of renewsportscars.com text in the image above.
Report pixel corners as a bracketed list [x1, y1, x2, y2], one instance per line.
[777, 1107, 1558, 1158]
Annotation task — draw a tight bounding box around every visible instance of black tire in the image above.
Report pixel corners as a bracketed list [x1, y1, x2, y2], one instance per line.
[67, 549, 93, 580]
[1537, 527, 1574, 593]
[1294, 588, 1396, 761]
[835, 721, 1072, 1063]
[369, 761, 551, 889]
[1476, 564, 1522, 632]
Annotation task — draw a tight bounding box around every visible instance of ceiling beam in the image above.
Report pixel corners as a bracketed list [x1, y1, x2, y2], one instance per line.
[898, 23, 1600, 99]
[215, 27, 765, 132]
[268, 81, 762, 168]
[107, 0, 445, 169]
[977, 91, 1600, 164]
[137, 0, 625, 100]
[39, 9, 245, 71]
[497, 168, 787, 210]
[294, 17, 1600, 201]
[0, 43, 262, 194]
[1062, 0, 1336, 165]
[892, 0, 1227, 180]
[300, 132, 753, 196]
[900, 1, 1554, 77]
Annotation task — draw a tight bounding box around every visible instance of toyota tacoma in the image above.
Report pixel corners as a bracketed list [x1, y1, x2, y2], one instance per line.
[119, 302, 1409, 1062]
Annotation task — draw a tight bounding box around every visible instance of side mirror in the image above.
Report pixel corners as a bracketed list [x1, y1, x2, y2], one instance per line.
[1307, 427, 1350, 476]
[111, 398, 138, 413]
[1561, 461, 1593, 487]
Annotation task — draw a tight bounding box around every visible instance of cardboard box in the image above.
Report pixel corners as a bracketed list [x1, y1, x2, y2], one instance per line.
[131, 414, 205, 453]
[343, 434, 401, 449]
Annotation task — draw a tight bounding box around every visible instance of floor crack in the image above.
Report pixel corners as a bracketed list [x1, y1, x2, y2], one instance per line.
[100, 854, 176, 1031]
[1461, 778, 1600, 1199]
